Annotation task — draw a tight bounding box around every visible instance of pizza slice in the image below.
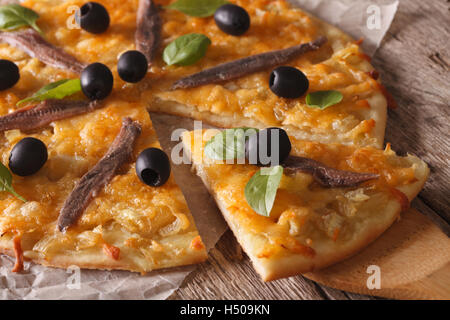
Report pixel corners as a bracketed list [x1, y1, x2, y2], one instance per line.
[0, 101, 207, 273]
[182, 129, 429, 281]
[0, 0, 209, 273]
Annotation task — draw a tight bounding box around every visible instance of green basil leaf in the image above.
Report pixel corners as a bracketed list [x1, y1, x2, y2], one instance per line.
[0, 162, 26, 202]
[166, 0, 229, 17]
[244, 166, 283, 217]
[163, 33, 211, 66]
[305, 90, 343, 110]
[17, 79, 82, 106]
[0, 4, 43, 35]
[204, 127, 258, 160]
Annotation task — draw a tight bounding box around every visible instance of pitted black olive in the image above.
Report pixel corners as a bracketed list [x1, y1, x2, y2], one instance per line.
[9, 137, 48, 176]
[76, 2, 110, 34]
[269, 66, 309, 99]
[136, 148, 171, 187]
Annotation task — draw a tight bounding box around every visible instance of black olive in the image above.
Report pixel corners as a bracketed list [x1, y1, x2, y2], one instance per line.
[214, 4, 250, 36]
[76, 2, 110, 34]
[0, 59, 20, 91]
[80, 63, 114, 100]
[245, 127, 291, 166]
[136, 148, 171, 187]
[9, 137, 48, 176]
[269, 66, 309, 99]
[117, 50, 148, 83]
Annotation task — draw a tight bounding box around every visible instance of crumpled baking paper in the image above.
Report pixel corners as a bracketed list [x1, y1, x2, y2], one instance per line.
[0, 0, 398, 300]
[290, 0, 399, 55]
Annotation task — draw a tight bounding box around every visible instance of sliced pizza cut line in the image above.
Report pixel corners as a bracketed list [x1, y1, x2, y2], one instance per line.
[181, 129, 429, 281]
[0, 0, 414, 280]
[8, 0, 389, 148]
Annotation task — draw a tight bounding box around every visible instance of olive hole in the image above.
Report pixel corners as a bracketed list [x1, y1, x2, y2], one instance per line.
[142, 169, 160, 186]
[80, 4, 91, 16]
[269, 73, 276, 87]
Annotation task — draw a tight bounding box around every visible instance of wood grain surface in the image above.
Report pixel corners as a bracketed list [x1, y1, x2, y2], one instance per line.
[170, 0, 450, 300]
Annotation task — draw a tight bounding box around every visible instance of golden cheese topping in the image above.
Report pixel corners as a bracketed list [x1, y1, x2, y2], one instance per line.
[0, 100, 206, 272]
[10, 0, 387, 149]
[0, 0, 210, 272]
[183, 130, 428, 260]
[151, 0, 388, 147]
[0, 0, 399, 272]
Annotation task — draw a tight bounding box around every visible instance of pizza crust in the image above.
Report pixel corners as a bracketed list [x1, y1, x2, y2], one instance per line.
[0, 232, 207, 273]
[151, 88, 387, 148]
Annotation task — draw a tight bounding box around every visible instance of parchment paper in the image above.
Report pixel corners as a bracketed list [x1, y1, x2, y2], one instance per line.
[0, 0, 398, 300]
[290, 0, 399, 55]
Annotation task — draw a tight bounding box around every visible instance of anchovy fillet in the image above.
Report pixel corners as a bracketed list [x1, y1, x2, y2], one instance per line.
[58, 118, 142, 232]
[135, 0, 161, 63]
[171, 36, 328, 90]
[282, 156, 379, 188]
[0, 29, 86, 74]
[0, 99, 99, 132]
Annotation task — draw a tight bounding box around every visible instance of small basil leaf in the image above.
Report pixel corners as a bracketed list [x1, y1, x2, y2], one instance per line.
[166, 0, 229, 18]
[0, 4, 43, 35]
[163, 33, 211, 66]
[244, 165, 283, 217]
[0, 162, 26, 202]
[305, 90, 343, 110]
[205, 127, 258, 160]
[17, 79, 82, 106]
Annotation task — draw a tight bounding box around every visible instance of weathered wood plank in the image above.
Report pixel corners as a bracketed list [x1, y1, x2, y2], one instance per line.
[372, 0, 450, 222]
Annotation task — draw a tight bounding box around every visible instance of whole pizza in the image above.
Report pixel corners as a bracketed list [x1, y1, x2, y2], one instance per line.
[0, 0, 429, 282]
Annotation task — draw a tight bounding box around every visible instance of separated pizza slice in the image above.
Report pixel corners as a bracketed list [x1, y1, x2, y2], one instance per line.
[0, 101, 207, 273]
[150, 0, 388, 148]
[0, 0, 207, 273]
[155, 41, 388, 148]
[182, 129, 429, 281]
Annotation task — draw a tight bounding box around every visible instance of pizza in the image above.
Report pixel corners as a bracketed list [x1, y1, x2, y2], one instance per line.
[0, 0, 429, 283]
[9, 0, 388, 148]
[0, 0, 207, 273]
[182, 129, 429, 281]
[0, 98, 207, 273]
[150, 0, 389, 148]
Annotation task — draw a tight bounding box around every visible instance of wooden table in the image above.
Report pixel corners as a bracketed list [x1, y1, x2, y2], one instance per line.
[170, 0, 450, 300]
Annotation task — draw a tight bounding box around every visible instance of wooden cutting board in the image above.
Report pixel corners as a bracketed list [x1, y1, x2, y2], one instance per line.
[305, 208, 450, 299]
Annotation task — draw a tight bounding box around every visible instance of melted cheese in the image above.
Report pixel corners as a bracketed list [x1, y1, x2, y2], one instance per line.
[0, 0, 212, 272]
[0, 0, 396, 272]
[182, 130, 428, 259]
[0, 102, 206, 271]
[7, 0, 387, 149]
